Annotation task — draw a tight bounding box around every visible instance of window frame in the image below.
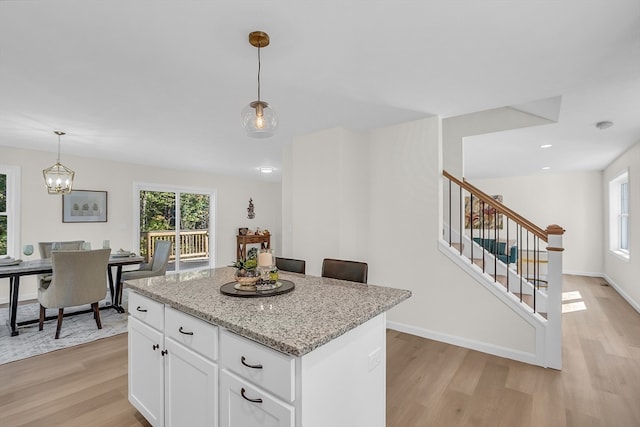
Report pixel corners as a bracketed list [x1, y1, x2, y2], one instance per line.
[133, 182, 217, 271]
[609, 170, 630, 260]
[0, 165, 22, 258]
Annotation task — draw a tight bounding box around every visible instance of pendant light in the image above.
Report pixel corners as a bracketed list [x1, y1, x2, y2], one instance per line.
[241, 31, 278, 138]
[42, 130, 75, 195]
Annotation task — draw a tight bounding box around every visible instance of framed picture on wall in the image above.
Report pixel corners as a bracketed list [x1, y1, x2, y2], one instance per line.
[62, 190, 108, 223]
[464, 194, 503, 229]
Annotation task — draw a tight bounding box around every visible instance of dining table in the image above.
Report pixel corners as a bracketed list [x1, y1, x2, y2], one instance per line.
[0, 254, 144, 336]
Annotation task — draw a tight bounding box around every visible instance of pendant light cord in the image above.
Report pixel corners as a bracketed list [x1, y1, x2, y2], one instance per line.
[257, 42, 261, 102]
[56, 133, 61, 163]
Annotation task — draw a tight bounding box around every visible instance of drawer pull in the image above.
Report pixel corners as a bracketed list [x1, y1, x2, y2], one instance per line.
[161, 349, 169, 356]
[241, 356, 263, 369]
[241, 387, 263, 403]
[178, 326, 194, 335]
[136, 306, 148, 312]
[152, 344, 159, 350]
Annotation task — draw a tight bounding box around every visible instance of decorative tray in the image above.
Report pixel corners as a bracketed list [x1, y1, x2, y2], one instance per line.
[220, 279, 295, 298]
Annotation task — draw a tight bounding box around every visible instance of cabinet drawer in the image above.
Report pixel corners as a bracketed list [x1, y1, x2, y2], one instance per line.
[128, 291, 164, 331]
[220, 369, 294, 427]
[220, 330, 295, 402]
[165, 306, 219, 360]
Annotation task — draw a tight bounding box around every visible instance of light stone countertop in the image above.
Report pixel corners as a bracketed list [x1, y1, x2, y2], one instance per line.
[125, 267, 411, 357]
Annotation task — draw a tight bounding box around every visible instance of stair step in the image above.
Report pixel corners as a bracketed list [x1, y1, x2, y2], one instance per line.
[451, 243, 464, 252]
[476, 269, 548, 316]
[450, 242, 547, 317]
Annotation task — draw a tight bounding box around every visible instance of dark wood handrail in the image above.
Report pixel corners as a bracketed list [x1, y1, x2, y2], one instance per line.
[443, 170, 548, 241]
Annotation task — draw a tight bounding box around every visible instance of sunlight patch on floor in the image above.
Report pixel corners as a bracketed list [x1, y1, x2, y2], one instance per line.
[562, 291, 582, 301]
[562, 301, 587, 313]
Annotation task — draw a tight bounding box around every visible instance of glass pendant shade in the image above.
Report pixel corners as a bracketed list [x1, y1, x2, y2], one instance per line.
[241, 100, 278, 138]
[43, 130, 75, 195]
[242, 31, 277, 138]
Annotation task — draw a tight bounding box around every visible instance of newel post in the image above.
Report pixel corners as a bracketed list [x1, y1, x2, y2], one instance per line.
[545, 224, 565, 369]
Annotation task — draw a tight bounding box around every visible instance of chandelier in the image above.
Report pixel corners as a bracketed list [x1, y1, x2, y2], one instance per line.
[42, 131, 75, 195]
[241, 31, 278, 138]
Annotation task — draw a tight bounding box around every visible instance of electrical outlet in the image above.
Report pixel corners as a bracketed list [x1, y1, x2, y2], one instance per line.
[368, 347, 382, 371]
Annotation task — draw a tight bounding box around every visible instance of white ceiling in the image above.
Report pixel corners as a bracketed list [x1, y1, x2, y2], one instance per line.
[1, 0, 639, 182]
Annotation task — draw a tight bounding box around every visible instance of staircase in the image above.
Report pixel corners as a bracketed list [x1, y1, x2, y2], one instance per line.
[441, 170, 565, 369]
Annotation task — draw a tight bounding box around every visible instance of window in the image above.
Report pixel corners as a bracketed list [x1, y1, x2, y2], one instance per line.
[135, 184, 215, 271]
[0, 165, 21, 257]
[609, 171, 629, 258]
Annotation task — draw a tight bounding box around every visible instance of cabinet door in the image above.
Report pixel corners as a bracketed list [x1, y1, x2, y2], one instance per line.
[164, 338, 218, 427]
[220, 370, 294, 427]
[129, 317, 165, 427]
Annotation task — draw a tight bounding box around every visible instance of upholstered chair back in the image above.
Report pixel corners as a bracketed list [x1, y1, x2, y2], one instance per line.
[275, 257, 306, 274]
[38, 240, 85, 259]
[150, 240, 172, 274]
[321, 258, 368, 284]
[38, 249, 110, 309]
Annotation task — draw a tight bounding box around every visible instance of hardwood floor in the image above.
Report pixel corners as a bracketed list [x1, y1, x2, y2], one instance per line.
[387, 275, 640, 427]
[1, 275, 638, 426]
[0, 334, 150, 427]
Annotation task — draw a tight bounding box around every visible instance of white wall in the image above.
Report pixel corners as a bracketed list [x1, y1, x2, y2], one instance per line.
[286, 127, 369, 274]
[603, 142, 640, 311]
[472, 171, 604, 275]
[283, 118, 538, 357]
[368, 118, 536, 354]
[0, 146, 281, 302]
[443, 106, 554, 177]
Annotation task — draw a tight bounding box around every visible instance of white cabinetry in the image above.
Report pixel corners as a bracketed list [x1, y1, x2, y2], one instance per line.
[128, 292, 219, 427]
[129, 316, 164, 426]
[129, 291, 387, 427]
[220, 330, 295, 427]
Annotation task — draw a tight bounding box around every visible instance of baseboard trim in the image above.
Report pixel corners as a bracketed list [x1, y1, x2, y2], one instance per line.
[562, 271, 639, 315]
[386, 320, 542, 367]
[603, 274, 640, 314]
[562, 270, 604, 277]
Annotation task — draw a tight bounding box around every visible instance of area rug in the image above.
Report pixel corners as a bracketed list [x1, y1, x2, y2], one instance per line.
[0, 290, 129, 365]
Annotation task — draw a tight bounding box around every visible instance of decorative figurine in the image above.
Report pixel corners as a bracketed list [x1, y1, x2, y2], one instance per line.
[247, 198, 255, 219]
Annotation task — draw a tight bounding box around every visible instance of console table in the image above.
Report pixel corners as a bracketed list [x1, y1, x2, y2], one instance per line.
[236, 234, 270, 261]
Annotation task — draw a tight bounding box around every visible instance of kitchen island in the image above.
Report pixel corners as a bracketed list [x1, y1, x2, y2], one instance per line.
[125, 267, 411, 427]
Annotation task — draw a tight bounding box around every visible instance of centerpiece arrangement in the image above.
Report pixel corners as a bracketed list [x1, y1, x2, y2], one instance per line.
[232, 247, 261, 289]
[231, 247, 281, 292]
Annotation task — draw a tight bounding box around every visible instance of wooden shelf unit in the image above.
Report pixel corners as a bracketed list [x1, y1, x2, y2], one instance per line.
[236, 234, 270, 261]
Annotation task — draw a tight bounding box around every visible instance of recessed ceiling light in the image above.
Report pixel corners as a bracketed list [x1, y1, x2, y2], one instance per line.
[540, 144, 552, 149]
[542, 166, 551, 170]
[259, 167, 274, 174]
[595, 121, 614, 130]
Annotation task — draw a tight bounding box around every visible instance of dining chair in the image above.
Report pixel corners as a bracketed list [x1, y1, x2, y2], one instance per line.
[321, 258, 368, 284]
[37, 240, 85, 289]
[38, 248, 111, 339]
[38, 240, 85, 259]
[275, 257, 306, 274]
[120, 240, 172, 303]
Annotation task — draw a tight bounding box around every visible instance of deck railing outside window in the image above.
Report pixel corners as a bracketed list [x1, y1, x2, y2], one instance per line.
[142, 230, 209, 262]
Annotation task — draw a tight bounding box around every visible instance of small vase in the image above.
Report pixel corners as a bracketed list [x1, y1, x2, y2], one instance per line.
[234, 269, 261, 290]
